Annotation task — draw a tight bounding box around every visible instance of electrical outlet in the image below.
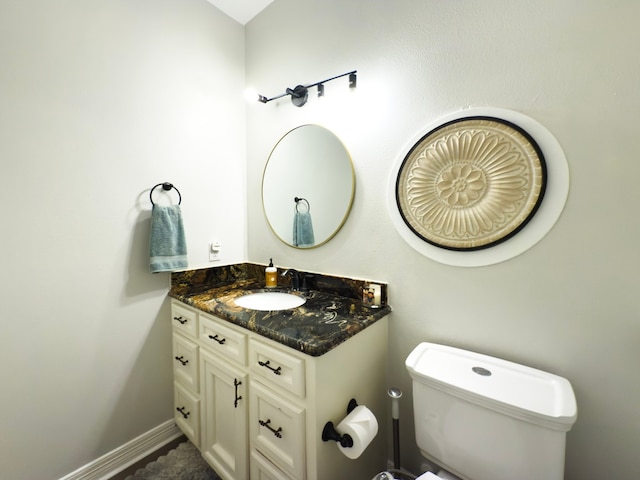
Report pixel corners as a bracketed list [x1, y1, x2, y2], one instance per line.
[209, 241, 221, 261]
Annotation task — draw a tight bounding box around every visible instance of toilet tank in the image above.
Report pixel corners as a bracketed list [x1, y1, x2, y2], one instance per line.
[406, 343, 577, 480]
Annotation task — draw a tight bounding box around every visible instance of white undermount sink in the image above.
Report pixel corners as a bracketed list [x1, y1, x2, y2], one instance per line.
[234, 291, 306, 311]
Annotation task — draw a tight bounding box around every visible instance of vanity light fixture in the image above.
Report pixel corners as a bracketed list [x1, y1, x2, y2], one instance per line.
[255, 70, 357, 107]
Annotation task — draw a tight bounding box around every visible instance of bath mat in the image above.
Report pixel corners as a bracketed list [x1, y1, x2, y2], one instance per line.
[125, 441, 220, 480]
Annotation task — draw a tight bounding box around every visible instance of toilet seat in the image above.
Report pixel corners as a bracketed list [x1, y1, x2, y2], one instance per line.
[417, 470, 463, 480]
[416, 473, 440, 479]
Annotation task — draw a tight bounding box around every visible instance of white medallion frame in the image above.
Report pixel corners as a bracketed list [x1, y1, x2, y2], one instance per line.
[387, 107, 570, 267]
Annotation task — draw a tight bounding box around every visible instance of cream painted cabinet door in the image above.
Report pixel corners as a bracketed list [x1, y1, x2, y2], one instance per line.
[200, 349, 249, 480]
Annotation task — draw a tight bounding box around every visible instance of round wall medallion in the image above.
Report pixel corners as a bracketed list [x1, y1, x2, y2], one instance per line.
[396, 116, 547, 251]
[388, 108, 570, 267]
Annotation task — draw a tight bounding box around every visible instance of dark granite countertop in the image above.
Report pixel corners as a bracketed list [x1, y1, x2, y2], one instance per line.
[169, 264, 391, 357]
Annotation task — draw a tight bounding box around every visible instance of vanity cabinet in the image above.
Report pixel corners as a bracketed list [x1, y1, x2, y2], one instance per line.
[171, 303, 200, 448]
[170, 299, 388, 480]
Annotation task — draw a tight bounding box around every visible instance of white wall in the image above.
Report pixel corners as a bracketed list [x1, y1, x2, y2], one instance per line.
[0, 1, 245, 479]
[246, 1, 640, 479]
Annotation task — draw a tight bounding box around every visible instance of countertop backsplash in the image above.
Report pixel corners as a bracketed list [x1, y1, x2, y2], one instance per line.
[170, 262, 388, 307]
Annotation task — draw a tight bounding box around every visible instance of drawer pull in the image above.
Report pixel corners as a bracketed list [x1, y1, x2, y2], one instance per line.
[258, 418, 282, 438]
[208, 334, 226, 345]
[258, 360, 282, 375]
[173, 316, 187, 325]
[176, 406, 190, 419]
[174, 355, 189, 366]
[234, 378, 242, 408]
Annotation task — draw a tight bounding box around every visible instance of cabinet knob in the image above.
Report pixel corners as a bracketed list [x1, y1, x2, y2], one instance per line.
[208, 334, 226, 345]
[173, 316, 187, 325]
[176, 407, 190, 419]
[258, 360, 282, 375]
[258, 418, 283, 438]
[174, 355, 189, 366]
[234, 378, 242, 408]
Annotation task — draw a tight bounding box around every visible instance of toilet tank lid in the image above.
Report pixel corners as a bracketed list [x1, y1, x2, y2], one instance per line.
[406, 343, 577, 431]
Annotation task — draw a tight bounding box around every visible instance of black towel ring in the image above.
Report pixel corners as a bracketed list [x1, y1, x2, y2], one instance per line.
[294, 197, 310, 213]
[150, 182, 182, 205]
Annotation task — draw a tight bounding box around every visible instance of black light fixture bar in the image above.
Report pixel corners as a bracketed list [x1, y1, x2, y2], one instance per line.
[257, 70, 357, 107]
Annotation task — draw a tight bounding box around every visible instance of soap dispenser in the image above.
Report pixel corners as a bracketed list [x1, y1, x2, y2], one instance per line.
[265, 259, 277, 288]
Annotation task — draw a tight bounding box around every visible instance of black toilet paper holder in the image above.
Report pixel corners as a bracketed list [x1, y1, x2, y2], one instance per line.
[321, 398, 359, 448]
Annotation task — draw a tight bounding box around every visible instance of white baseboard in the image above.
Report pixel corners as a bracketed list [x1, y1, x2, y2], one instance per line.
[59, 420, 183, 480]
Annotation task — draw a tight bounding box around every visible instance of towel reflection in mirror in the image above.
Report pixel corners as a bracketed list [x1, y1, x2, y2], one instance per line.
[293, 197, 315, 247]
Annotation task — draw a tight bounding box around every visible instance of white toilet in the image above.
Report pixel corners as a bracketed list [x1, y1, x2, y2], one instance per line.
[405, 342, 577, 480]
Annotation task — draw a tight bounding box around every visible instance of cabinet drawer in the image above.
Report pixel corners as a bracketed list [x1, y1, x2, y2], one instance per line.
[249, 338, 306, 398]
[251, 449, 295, 480]
[172, 333, 199, 393]
[199, 313, 247, 366]
[171, 301, 198, 338]
[174, 382, 200, 448]
[250, 380, 306, 480]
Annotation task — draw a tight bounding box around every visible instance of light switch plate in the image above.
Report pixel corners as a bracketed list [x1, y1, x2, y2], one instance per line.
[209, 241, 221, 261]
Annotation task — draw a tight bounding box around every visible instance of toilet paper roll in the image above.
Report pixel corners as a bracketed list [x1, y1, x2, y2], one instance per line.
[335, 405, 378, 459]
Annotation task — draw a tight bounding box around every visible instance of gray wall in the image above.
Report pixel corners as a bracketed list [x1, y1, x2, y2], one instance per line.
[0, 1, 246, 479]
[246, 1, 640, 479]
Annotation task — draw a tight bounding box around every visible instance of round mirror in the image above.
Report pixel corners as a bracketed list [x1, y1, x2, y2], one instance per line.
[262, 125, 355, 248]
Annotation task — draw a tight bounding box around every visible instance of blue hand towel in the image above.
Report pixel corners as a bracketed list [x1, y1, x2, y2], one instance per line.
[149, 204, 188, 273]
[293, 211, 315, 247]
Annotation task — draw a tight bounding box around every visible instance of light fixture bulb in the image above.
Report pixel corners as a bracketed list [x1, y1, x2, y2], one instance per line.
[244, 88, 267, 103]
